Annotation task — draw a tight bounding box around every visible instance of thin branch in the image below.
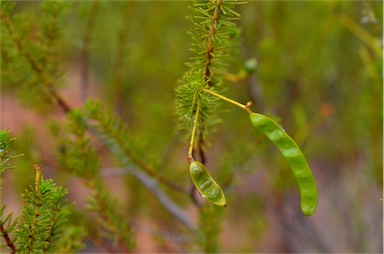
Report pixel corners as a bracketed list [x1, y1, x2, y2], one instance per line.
[188, 106, 200, 161]
[123, 137, 191, 195]
[101, 167, 197, 230]
[87, 178, 132, 253]
[204, 0, 223, 86]
[0, 12, 72, 114]
[0, 223, 16, 254]
[202, 88, 250, 111]
[80, 2, 99, 103]
[120, 148, 189, 194]
[197, 129, 206, 165]
[112, 3, 136, 115]
[189, 184, 201, 207]
[87, 235, 116, 254]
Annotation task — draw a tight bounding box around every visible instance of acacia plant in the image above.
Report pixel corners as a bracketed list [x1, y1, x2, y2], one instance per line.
[175, 0, 317, 215]
[1, 0, 322, 252]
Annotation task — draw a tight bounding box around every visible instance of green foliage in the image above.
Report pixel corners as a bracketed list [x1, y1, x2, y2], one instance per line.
[187, 0, 244, 86]
[1, 0, 382, 253]
[59, 109, 100, 180]
[0, 206, 18, 253]
[58, 105, 136, 252]
[176, 0, 245, 148]
[0, 0, 70, 112]
[1, 131, 79, 253]
[1, 130, 19, 253]
[16, 177, 71, 253]
[82, 99, 149, 176]
[86, 178, 136, 252]
[0, 130, 17, 174]
[198, 204, 224, 253]
[176, 70, 220, 141]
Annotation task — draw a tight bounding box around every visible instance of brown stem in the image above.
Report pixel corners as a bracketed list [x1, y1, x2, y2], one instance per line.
[88, 235, 116, 254]
[0, 223, 16, 254]
[0, 11, 72, 114]
[198, 129, 206, 165]
[204, 0, 223, 86]
[80, 2, 99, 103]
[112, 3, 136, 115]
[189, 185, 201, 207]
[89, 179, 132, 253]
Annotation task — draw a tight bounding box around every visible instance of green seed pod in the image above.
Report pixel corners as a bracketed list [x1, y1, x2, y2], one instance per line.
[189, 161, 226, 207]
[249, 113, 318, 216]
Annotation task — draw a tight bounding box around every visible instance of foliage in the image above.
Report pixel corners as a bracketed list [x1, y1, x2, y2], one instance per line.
[0, 130, 17, 176]
[1, 0, 382, 253]
[0, 0, 70, 112]
[58, 107, 136, 252]
[1, 131, 82, 253]
[16, 175, 71, 253]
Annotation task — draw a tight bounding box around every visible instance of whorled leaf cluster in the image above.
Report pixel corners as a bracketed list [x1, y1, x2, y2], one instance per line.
[15, 178, 71, 253]
[187, 0, 244, 86]
[176, 0, 244, 142]
[176, 70, 220, 141]
[57, 104, 136, 252]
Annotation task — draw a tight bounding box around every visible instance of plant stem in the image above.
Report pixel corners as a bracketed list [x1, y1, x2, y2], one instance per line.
[202, 89, 252, 113]
[34, 164, 41, 193]
[204, 0, 223, 86]
[0, 223, 16, 254]
[0, 11, 71, 114]
[188, 106, 200, 162]
[80, 1, 99, 103]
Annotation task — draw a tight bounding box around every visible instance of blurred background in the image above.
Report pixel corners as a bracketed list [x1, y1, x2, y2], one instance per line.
[1, 1, 382, 253]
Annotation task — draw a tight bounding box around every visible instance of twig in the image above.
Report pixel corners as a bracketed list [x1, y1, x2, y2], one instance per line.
[112, 3, 136, 115]
[188, 106, 200, 161]
[0, 223, 16, 254]
[197, 129, 206, 165]
[204, 0, 223, 86]
[102, 166, 197, 230]
[0, 11, 71, 114]
[80, 2, 99, 103]
[202, 88, 250, 112]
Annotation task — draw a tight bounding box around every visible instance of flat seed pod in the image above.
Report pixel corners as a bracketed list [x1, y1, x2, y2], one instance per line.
[189, 161, 226, 206]
[249, 112, 318, 216]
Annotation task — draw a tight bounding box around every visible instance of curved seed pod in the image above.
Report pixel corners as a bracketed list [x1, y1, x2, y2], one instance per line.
[249, 113, 318, 216]
[189, 161, 226, 206]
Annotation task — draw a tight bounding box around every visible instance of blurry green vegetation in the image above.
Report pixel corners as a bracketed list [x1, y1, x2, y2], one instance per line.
[1, 0, 382, 253]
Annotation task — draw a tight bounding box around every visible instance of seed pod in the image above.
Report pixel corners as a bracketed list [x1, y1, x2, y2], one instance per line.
[189, 161, 226, 207]
[249, 112, 318, 216]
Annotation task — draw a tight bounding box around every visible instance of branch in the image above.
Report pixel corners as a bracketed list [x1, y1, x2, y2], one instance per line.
[0, 11, 71, 114]
[204, 0, 223, 86]
[86, 177, 134, 253]
[112, 3, 136, 115]
[0, 223, 16, 254]
[80, 2, 99, 102]
[100, 167, 197, 230]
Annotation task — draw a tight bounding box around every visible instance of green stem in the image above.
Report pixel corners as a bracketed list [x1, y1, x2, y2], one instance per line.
[188, 105, 200, 162]
[202, 89, 252, 113]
